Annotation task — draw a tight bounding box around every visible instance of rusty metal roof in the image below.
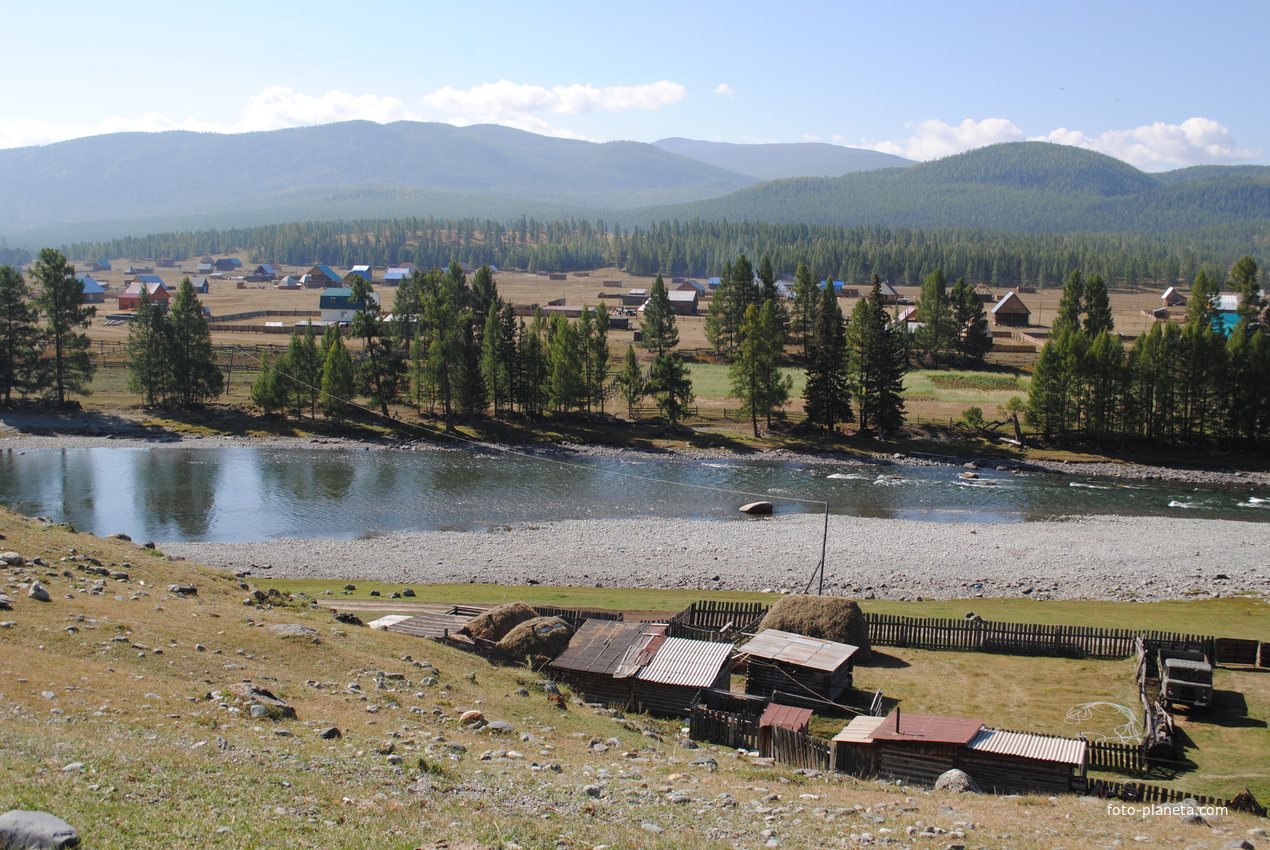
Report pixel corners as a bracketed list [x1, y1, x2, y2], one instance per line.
[739, 629, 859, 672]
[635, 637, 731, 688]
[759, 703, 813, 732]
[869, 712, 984, 745]
[613, 624, 669, 679]
[550, 620, 657, 676]
[832, 715, 887, 744]
[381, 611, 476, 639]
[966, 728, 1087, 766]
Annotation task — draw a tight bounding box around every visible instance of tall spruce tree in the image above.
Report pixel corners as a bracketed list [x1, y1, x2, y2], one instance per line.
[849, 276, 907, 436]
[168, 277, 224, 407]
[1229, 256, 1263, 322]
[803, 282, 852, 435]
[1187, 270, 1220, 329]
[319, 333, 355, 419]
[1052, 270, 1085, 336]
[125, 290, 171, 407]
[349, 275, 402, 417]
[791, 262, 818, 356]
[639, 274, 679, 356]
[617, 344, 646, 418]
[32, 248, 95, 404]
[914, 268, 953, 364]
[950, 276, 991, 365]
[0, 265, 42, 402]
[646, 352, 693, 425]
[1082, 273, 1114, 336]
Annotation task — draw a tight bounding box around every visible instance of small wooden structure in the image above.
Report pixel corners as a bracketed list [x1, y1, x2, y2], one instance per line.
[667, 289, 699, 316]
[622, 288, 648, 307]
[758, 702, 813, 756]
[991, 291, 1031, 327]
[868, 711, 984, 786]
[1162, 286, 1187, 307]
[305, 265, 343, 287]
[973, 282, 997, 303]
[738, 629, 858, 703]
[959, 727, 1088, 794]
[76, 275, 106, 304]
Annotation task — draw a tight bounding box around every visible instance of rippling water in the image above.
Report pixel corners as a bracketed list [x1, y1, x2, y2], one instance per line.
[0, 445, 1265, 543]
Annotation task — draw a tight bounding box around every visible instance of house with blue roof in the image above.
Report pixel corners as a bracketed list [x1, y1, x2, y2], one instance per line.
[132, 273, 167, 288]
[75, 275, 106, 304]
[306, 265, 343, 288]
[319, 287, 380, 323]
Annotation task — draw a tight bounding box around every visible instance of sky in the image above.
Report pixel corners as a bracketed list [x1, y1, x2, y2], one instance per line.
[5, 0, 1267, 172]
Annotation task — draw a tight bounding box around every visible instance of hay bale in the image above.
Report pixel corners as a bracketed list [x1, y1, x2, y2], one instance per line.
[460, 602, 538, 642]
[496, 616, 573, 662]
[758, 595, 871, 658]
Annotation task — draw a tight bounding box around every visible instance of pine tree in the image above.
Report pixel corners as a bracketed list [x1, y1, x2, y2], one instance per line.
[480, 305, 509, 415]
[1052, 270, 1084, 336]
[349, 275, 401, 417]
[125, 290, 171, 407]
[545, 314, 583, 415]
[729, 301, 792, 436]
[849, 276, 906, 437]
[319, 334, 355, 419]
[914, 268, 953, 365]
[32, 249, 95, 404]
[250, 351, 286, 415]
[639, 273, 679, 356]
[950, 277, 991, 365]
[168, 277, 224, 407]
[617, 344, 646, 417]
[0, 265, 42, 403]
[791, 262, 818, 356]
[646, 353, 693, 425]
[803, 282, 852, 435]
[1187, 270, 1220, 329]
[588, 305, 610, 412]
[1229, 256, 1263, 321]
[1082, 273, 1114, 336]
[1027, 332, 1071, 439]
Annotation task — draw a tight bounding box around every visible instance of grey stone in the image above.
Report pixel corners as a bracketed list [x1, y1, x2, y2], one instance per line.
[0, 552, 22, 566]
[60, 763, 84, 773]
[28, 582, 50, 602]
[1223, 841, 1255, 850]
[249, 705, 269, 718]
[0, 594, 12, 610]
[167, 584, 197, 595]
[1179, 813, 1207, 825]
[934, 769, 980, 793]
[0, 809, 80, 849]
[583, 784, 603, 798]
[227, 682, 296, 720]
[689, 756, 718, 769]
[267, 623, 318, 639]
[487, 720, 515, 734]
[320, 726, 342, 740]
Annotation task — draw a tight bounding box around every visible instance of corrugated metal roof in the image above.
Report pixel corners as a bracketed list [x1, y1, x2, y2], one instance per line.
[870, 712, 983, 745]
[966, 727, 1087, 766]
[739, 629, 858, 672]
[667, 290, 697, 301]
[759, 702, 813, 732]
[614, 624, 668, 679]
[636, 637, 731, 688]
[833, 715, 886, 743]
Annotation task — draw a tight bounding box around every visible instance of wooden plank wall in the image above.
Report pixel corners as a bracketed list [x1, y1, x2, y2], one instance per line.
[1086, 740, 1148, 774]
[690, 705, 758, 751]
[1089, 780, 1265, 815]
[769, 725, 831, 771]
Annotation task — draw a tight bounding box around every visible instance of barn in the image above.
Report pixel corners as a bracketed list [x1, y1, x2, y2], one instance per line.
[738, 629, 858, 704]
[117, 281, 169, 311]
[667, 289, 699, 316]
[958, 727, 1087, 795]
[991, 291, 1031, 327]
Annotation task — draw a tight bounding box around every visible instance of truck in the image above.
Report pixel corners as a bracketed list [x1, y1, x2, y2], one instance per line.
[1157, 648, 1213, 709]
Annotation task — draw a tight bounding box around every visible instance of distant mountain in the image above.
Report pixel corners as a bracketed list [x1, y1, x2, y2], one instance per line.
[651, 137, 913, 180]
[0, 121, 757, 241]
[634, 142, 1270, 233]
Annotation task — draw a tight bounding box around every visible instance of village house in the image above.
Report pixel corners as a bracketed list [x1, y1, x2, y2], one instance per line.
[75, 275, 106, 304]
[117, 280, 169, 311]
[737, 629, 858, 704]
[305, 265, 343, 288]
[318, 286, 379, 323]
[345, 265, 373, 283]
[991, 291, 1031, 327]
[1161, 287, 1186, 307]
[382, 267, 414, 285]
[667, 289, 699, 316]
[622, 288, 648, 307]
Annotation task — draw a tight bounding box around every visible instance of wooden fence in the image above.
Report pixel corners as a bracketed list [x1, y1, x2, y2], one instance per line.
[1085, 740, 1149, 775]
[769, 725, 831, 771]
[863, 613, 1255, 662]
[689, 705, 758, 750]
[535, 606, 622, 631]
[207, 309, 320, 323]
[1087, 780, 1265, 815]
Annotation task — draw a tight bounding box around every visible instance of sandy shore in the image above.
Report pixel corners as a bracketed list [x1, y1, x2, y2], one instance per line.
[160, 514, 1270, 603]
[6, 411, 1270, 602]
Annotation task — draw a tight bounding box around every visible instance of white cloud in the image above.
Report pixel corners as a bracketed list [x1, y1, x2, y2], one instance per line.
[0, 87, 422, 149]
[802, 133, 822, 142]
[1033, 118, 1258, 170]
[714, 83, 736, 98]
[868, 118, 1024, 160]
[864, 116, 1260, 170]
[422, 79, 686, 116]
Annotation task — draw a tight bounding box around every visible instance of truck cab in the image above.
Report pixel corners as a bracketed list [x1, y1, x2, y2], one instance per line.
[1157, 649, 1213, 709]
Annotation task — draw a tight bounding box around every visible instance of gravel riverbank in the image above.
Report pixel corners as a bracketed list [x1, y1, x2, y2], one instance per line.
[162, 513, 1270, 603]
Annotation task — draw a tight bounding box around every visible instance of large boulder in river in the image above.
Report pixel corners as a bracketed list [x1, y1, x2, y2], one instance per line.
[758, 595, 871, 660]
[739, 501, 773, 515]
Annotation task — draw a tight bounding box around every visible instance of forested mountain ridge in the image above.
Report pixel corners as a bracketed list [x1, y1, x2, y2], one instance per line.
[0, 121, 756, 240]
[643, 143, 1270, 233]
[651, 137, 914, 180]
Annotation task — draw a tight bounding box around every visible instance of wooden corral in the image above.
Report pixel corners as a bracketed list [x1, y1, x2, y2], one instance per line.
[738, 629, 858, 705]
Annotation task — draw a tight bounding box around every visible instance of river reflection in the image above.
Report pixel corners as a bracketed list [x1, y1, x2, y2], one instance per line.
[0, 445, 1266, 543]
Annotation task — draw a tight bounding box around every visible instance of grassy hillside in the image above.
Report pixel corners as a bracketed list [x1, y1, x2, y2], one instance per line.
[652, 138, 914, 181]
[0, 509, 1266, 849]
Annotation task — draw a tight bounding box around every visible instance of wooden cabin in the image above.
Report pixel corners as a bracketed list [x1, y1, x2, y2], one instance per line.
[622, 289, 648, 307]
[667, 289, 699, 316]
[738, 629, 858, 704]
[958, 727, 1087, 795]
[1162, 286, 1187, 307]
[991, 291, 1031, 327]
[549, 620, 732, 716]
[869, 711, 984, 786]
[117, 280, 169, 311]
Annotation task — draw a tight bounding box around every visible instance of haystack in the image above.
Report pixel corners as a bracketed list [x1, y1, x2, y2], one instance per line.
[758, 595, 871, 659]
[496, 616, 573, 664]
[460, 601, 538, 642]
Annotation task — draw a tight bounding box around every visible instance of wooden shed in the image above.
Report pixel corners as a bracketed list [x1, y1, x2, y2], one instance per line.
[991, 291, 1031, 327]
[833, 714, 887, 774]
[958, 727, 1087, 795]
[633, 636, 733, 716]
[622, 288, 648, 307]
[667, 289, 699, 316]
[1162, 286, 1187, 307]
[758, 703, 813, 756]
[738, 629, 858, 703]
[869, 711, 984, 786]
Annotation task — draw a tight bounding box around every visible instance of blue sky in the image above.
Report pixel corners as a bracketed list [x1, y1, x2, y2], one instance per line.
[6, 0, 1266, 170]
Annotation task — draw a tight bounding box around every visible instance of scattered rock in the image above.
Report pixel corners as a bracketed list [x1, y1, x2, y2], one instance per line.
[486, 720, 515, 734]
[0, 809, 80, 849]
[934, 769, 980, 793]
[28, 582, 50, 602]
[0, 552, 22, 566]
[333, 611, 364, 626]
[167, 584, 197, 595]
[739, 501, 774, 515]
[227, 682, 296, 720]
[583, 784, 603, 798]
[0, 594, 13, 611]
[459, 710, 484, 725]
[267, 623, 319, 639]
[320, 727, 342, 740]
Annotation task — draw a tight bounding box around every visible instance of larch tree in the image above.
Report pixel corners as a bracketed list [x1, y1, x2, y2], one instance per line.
[803, 282, 853, 435]
[0, 265, 42, 403]
[950, 276, 992, 365]
[646, 352, 693, 425]
[125, 290, 171, 407]
[791, 262, 819, 356]
[168, 277, 224, 407]
[1082, 273, 1114, 336]
[729, 300, 792, 436]
[319, 333, 355, 420]
[914, 268, 953, 365]
[639, 273, 679, 357]
[348, 274, 402, 417]
[617, 344, 646, 417]
[32, 248, 95, 404]
[849, 276, 907, 437]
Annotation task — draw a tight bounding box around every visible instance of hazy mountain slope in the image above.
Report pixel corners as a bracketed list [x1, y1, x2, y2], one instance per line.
[633, 142, 1270, 232]
[0, 121, 756, 239]
[652, 137, 914, 180]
